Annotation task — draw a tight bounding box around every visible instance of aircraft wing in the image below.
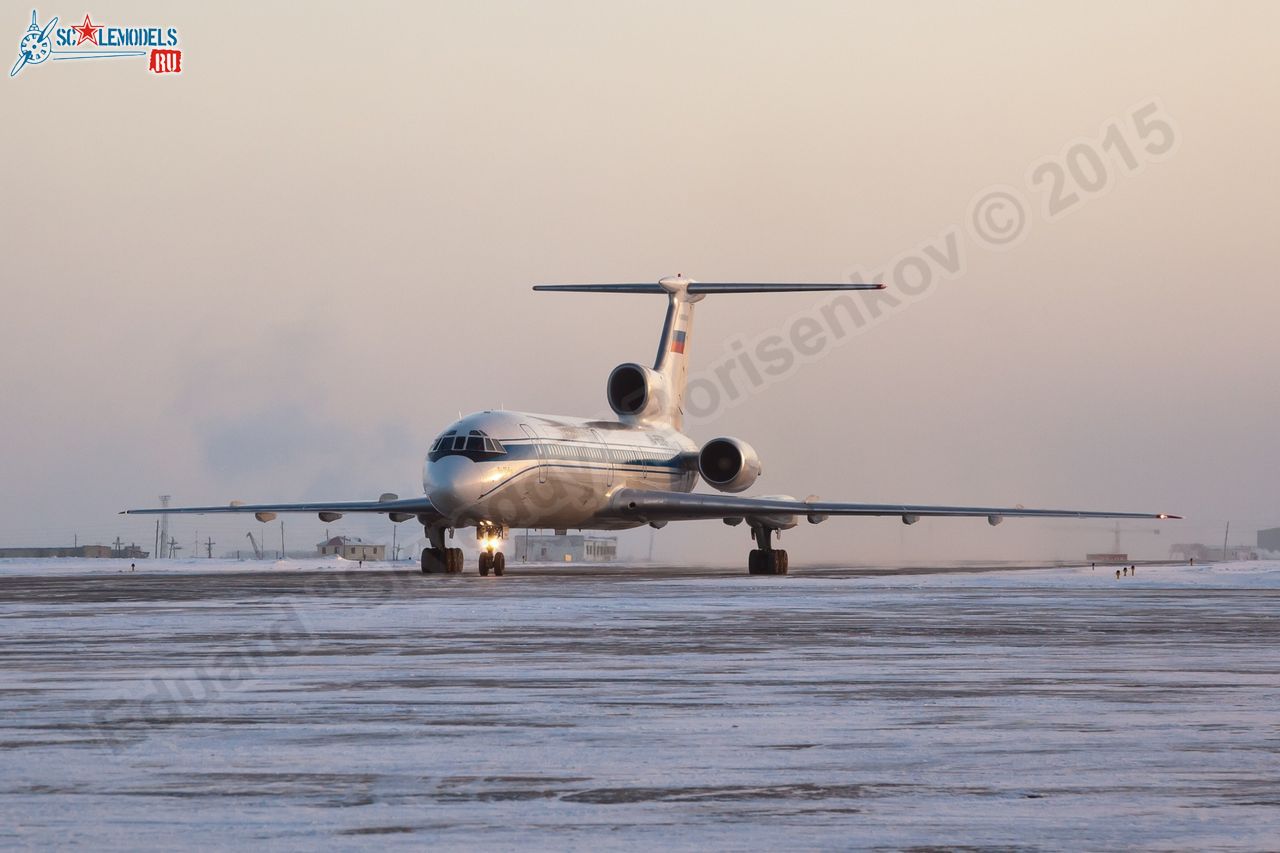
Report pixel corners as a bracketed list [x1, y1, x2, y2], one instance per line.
[121, 496, 442, 522]
[606, 489, 1178, 524]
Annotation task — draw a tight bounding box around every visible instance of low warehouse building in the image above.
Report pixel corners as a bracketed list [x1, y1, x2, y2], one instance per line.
[512, 533, 617, 563]
[0, 545, 146, 559]
[317, 536, 385, 561]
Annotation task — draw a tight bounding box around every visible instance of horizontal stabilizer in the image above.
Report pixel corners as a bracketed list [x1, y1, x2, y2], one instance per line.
[534, 282, 885, 294]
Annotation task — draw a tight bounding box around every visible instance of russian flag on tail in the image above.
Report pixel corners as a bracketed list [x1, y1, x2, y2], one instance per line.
[671, 329, 687, 354]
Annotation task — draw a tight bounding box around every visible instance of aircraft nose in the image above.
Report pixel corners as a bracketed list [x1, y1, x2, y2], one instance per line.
[424, 455, 485, 515]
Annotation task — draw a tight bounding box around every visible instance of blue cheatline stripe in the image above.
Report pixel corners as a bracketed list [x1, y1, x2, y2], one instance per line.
[435, 440, 690, 471]
[477, 460, 694, 501]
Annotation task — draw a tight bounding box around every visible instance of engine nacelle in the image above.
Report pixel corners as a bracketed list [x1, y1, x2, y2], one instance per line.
[698, 437, 762, 493]
[607, 363, 671, 421]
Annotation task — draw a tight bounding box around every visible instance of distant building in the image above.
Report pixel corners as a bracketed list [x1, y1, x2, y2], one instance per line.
[1171, 543, 1258, 562]
[0, 545, 147, 559]
[512, 533, 617, 563]
[1258, 528, 1280, 552]
[317, 536, 385, 561]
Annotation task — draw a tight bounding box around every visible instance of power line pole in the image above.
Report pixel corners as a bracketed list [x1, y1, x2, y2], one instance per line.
[158, 495, 171, 561]
[154, 519, 160, 560]
[1223, 521, 1231, 561]
[280, 521, 285, 559]
[205, 537, 215, 559]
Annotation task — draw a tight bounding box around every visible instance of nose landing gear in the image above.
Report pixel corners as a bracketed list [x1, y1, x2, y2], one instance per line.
[478, 550, 505, 576]
[747, 526, 788, 575]
[476, 523, 506, 577]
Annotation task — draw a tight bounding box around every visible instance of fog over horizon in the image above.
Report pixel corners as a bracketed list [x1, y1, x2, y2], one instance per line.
[3, 2, 1277, 563]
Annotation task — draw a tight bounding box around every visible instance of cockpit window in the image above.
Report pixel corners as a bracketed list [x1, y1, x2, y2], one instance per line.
[428, 429, 506, 462]
[429, 431, 455, 454]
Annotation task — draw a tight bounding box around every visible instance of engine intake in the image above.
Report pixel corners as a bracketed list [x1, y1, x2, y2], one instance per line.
[698, 437, 762, 493]
[607, 363, 670, 420]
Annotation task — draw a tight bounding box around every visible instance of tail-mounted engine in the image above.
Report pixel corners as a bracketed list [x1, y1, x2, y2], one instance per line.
[698, 436, 762, 493]
[607, 363, 671, 421]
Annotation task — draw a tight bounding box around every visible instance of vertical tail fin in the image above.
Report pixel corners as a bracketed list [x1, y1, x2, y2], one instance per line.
[651, 277, 699, 430]
[534, 276, 885, 430]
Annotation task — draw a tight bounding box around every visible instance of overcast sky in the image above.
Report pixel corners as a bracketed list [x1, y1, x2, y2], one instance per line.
[3, 1, 1277, 562]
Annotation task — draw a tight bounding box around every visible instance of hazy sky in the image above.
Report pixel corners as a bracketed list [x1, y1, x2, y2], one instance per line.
[3, 1, 1277, 562]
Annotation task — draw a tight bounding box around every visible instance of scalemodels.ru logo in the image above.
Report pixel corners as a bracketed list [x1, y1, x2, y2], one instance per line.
[10, 9, 182, 77]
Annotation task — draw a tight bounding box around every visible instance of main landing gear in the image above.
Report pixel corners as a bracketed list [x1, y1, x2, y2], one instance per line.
[421, 525, 464, 574]
[421, 547, 464, 574]
[747, 526, 788, 575]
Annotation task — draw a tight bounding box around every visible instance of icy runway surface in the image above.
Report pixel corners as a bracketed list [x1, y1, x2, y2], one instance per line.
[2, 559, 1279, 850]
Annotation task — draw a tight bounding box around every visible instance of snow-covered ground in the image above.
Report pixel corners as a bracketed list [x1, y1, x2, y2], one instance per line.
[1, 559, 1278, 850]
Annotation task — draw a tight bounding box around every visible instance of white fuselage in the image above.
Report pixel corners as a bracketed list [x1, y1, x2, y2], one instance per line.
[423, 410, 699, 530]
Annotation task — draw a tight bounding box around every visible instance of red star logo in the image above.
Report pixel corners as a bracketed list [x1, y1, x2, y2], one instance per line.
[72, 14, 102, 46]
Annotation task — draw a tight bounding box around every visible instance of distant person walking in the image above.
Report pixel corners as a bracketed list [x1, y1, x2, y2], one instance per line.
[130, 563, 135, 572]
[1116, 569, 1121, 579]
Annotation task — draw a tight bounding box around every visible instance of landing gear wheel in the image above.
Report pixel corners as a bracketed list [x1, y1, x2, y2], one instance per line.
[446, 547, 464, 573]
[479, 552, 492, 576]
[493, 552, 505, 576]
[747, 549, 789, 575]
[421, 547, 447, 574]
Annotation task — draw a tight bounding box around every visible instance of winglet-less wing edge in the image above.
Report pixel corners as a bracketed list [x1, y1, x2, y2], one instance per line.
[605, 489, 1179, 524]
[120, 496, 441, 520]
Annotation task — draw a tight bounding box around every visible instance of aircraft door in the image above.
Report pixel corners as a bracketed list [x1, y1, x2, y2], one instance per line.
[520, 423, 547, 484]
[590, 428, 613, 488]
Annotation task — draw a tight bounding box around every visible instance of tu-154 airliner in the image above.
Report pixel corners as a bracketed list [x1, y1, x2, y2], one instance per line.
[124, 277, 1177, 576]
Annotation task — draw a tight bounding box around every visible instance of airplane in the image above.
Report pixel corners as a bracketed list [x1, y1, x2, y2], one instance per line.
[123, 276, 1178, 576]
